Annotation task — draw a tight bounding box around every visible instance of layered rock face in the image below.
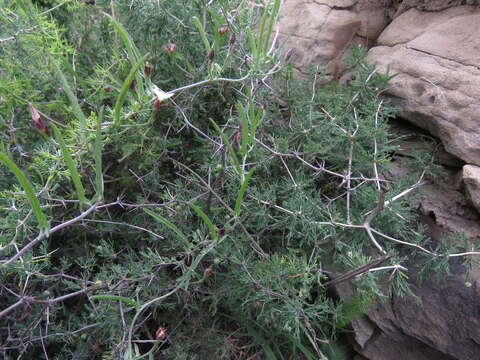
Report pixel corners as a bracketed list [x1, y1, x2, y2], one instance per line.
[366, 6, 480, 166]
[278, 0, 390, 74]
[278, 1, 480, 359]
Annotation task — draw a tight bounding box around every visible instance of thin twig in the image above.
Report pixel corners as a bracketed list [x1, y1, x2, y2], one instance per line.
[2, 201, 102, 266]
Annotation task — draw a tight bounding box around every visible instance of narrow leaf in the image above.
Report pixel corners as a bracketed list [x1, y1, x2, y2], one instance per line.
[104, 12, 144, 95]
[113, 53, 150, 127]
[144, 208, 190, 247]
[52, 61, 88, 135]
[94, 108, 104, 200]
[234, 168, 254, 216]
[237, 102, 249, 156]
[90, 294, 139, 307]
[193, 16, 211, 55]
[0, 153, 49, 234]
[209, 118, 241, 176]
[189, 203, 218, 241]
[52, 125, 88, 205]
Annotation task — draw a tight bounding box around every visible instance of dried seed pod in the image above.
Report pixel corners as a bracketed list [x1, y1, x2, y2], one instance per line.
[218, 26, 229, 35]
[144, 62, 153, 77]
[103, 85, 112, 93]
[208, 48, 215, 61]
[229, 33, 236, 46]
[129, 79, 136, 91]
[163, 43, 176, 54]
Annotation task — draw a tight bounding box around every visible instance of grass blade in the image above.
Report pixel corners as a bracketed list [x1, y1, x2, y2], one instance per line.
[94, 107, 104, 200]
[189, 203, 218, 241]
[244, 323, 276, 360]
[193, 16, 211, 55]
[237, 102, 249, 156]
[52, 60, 88, 136]
[103, 12, 144, 96]
[0, 153, 49, 234]
[209, 118, 241, 176]
[234, 168, 254, 217]
[113, 53, 149, 127]
[52, 124, 88, 205]
[263, 0, 281, 56]
[144, 208, 190, 247]
[90, 295, 139, 307]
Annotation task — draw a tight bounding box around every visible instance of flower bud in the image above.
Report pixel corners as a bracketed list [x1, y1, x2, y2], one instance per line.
[28, 103, 50, 135]
[155, 327, 167, 340]
[204, 266, 214, 277]
[153, 98, 163, 111]
[163, 43, 176, 54]
[218, 26, 229, 35]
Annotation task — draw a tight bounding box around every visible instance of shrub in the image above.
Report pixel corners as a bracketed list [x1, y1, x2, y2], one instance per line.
[0, 1, 476, 359]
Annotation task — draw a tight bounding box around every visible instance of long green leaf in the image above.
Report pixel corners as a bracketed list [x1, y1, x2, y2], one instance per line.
[193, 16, 211, 54]
[94, 108, 104, 200]
[52, 125, 88, 205]
[245, 323, 276, 360]
[189, 203, 218, 241]
[90, 294, 139, 307]
[52, 60, 88, 135]
[209, 118, 241, 176]
[263, 0, 281, 56]
[104, 12, 144, 95]
[113, 53, 149, 127]
[144, 208, 190, 247]
[234, 168, 254, 216]
[237, 102, 249, 156]
[0, 153, 49, 234]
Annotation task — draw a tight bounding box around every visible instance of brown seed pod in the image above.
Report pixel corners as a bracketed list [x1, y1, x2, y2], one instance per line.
[129, 79, 136, 91]
[208, 48, 215, 61]
[144, 62, 153, 77]
[229, 33, 236, 46]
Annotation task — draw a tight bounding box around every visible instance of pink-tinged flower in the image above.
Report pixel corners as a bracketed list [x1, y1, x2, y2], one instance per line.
[204, 266, 214, 277]
[155, 327, 168, 340]
[163, 43, 176, 54]
[29, 103, 50, 135]
[218, 26, 229, 35]
[153, 98, 163, 111]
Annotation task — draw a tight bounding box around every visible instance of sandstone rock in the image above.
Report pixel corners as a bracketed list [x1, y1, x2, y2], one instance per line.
[278, 0, 389, 72]
[463, 165, 480, 212]
[366, 6, 480, 166]
[395, 0, 480, 16]
[350, 267, 480, 360]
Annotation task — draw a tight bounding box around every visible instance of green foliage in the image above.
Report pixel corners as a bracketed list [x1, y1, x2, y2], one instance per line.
[0, 0, 472, 359]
